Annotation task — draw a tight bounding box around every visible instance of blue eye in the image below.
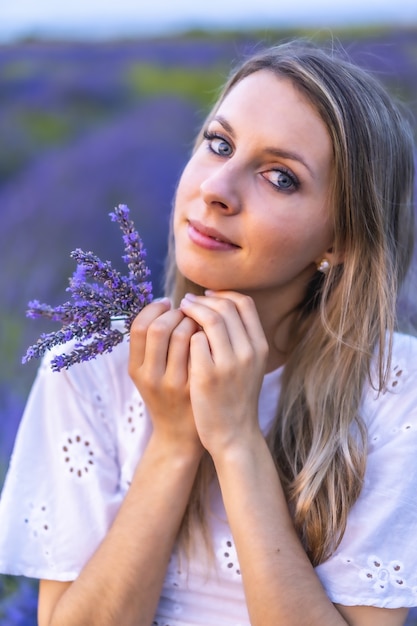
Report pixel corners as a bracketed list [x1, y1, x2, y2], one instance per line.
[263, 169, 299, 191]
[203, 130, 233, 156]
[275, 171, 295, 189]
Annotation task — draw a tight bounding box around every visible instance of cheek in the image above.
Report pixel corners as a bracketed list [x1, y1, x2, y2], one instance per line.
[173, 173, 194, 223]
[176, 156, 200, 195]
[255, 216, 332, 270]
[171, 192, 190, 264]
[172, 175, 189, 231]
[172, 158, 205, 235]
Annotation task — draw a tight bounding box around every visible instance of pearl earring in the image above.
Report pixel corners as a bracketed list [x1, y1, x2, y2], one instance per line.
[317, 258, 330, 274]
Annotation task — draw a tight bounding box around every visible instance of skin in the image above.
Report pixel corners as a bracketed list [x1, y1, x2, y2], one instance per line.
[174, 70, 337, 370]
[38, 71, 409, 626]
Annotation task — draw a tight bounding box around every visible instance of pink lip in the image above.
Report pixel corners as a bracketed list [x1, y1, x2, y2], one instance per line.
[187, 219, 239, 251]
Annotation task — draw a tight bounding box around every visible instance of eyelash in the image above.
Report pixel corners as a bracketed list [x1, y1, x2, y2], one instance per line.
[202, 129, 299, 192]
[203, 130, 232, 155]
[265, 167, 300, 192]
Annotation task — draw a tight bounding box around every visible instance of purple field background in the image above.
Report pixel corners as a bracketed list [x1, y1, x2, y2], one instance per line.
[0, 28, 416, 623]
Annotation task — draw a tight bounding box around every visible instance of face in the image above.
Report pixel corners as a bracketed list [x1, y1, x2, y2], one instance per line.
[173, 70, 335, 313]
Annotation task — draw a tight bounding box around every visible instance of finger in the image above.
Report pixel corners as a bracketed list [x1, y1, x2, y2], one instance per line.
[140, 309, 191, 378]
[180, 292, 268, 364]
[179, 294, 252, 365]
[129, 299, 177, 371]
[206, 291, 269, 366]
[189, 329, 213, 368]
[164, 316, 200, 385]
[204, 290, 267, 348]
[129, 299, 172, 366]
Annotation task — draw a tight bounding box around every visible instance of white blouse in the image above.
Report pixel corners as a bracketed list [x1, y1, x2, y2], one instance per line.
[1, 332, 417, 624]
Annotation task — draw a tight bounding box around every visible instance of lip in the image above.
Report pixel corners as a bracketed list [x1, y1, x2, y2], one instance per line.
[187, 219, 239, 251]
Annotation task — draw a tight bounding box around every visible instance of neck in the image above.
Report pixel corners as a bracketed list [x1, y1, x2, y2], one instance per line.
[245, 286, 307, 373]
[241, 296, 292, 372]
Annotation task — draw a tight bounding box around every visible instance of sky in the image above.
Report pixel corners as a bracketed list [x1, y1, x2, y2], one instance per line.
[0, 0, 416, 42]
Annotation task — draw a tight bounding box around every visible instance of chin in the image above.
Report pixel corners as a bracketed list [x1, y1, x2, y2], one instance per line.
[181, 269, 229, 292]
[176, 255, 239, 293]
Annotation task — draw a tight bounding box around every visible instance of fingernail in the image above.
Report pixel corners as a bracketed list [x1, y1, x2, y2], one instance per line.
[204, 289, 214, 296]
[180, 293, 196, 307]
[153, 297, 171, 306]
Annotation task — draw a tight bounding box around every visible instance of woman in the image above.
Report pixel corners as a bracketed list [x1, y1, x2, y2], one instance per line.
[0, 41, 416, 625]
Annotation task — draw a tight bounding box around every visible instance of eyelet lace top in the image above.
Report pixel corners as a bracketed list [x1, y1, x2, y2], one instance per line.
[1, 332, 417, 623]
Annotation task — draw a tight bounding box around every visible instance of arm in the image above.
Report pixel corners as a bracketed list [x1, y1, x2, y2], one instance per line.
[211, 429, 408, 626]
[39, 300, 203, 626]
[179, 291, 409, 626]
[335, 605, 408, 625]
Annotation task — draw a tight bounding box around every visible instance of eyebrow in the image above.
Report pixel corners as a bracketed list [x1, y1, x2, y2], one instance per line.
[211, 114, 316, 178]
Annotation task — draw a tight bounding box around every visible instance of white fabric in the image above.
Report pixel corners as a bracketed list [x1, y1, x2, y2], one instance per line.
[1, 332, 417, 623]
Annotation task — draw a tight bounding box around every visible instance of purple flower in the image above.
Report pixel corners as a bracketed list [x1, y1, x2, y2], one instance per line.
[22, 204, 153, 371]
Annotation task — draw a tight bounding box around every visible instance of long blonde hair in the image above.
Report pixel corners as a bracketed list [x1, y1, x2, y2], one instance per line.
[165, 41, 415, 565]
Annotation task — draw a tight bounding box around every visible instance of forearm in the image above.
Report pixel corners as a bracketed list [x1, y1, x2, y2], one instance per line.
[212, 433, 347, 626]
[47, 435, 202, 626]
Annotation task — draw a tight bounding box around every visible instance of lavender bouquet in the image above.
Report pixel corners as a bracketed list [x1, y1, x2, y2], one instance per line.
[22, 204, 153, 372]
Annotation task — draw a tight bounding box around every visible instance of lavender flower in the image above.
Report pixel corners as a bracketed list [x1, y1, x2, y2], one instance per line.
[22, 204, 153, 371]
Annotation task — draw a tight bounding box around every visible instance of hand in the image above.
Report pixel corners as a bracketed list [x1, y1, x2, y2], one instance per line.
[179, 291, 269, 456]
[129, 299, 202, 455]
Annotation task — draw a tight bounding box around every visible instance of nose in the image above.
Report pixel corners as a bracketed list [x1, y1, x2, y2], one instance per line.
[200, 163, 242, 215]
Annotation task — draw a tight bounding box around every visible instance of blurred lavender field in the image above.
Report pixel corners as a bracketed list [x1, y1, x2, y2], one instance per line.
[1, 28, 417, 624]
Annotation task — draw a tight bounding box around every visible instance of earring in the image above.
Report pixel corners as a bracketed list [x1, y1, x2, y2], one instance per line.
[317, 258, 330, 274]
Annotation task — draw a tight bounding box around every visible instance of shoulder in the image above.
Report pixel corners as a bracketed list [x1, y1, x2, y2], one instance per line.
[28, 335, 137, 455]
[360, 332, 417, 491]
[0, 338, 137, 581]
[40, 334, 132, 403]
[315, 333, 417, 608]
[362, 332, 417, 431]
[382, 332, 417, 390]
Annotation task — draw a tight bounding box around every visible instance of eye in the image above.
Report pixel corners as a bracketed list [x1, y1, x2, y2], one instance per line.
[203, 130, 233, 157]
[263, 168, 299, 191]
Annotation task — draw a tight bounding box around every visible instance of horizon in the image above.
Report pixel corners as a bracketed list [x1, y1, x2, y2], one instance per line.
[1, 0, 416, 43]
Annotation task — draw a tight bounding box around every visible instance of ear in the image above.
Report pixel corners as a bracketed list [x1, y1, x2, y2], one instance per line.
[315, 245, 344, 269]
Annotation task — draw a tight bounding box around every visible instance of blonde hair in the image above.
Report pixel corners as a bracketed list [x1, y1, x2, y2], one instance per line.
[165, 41, 415, 565]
